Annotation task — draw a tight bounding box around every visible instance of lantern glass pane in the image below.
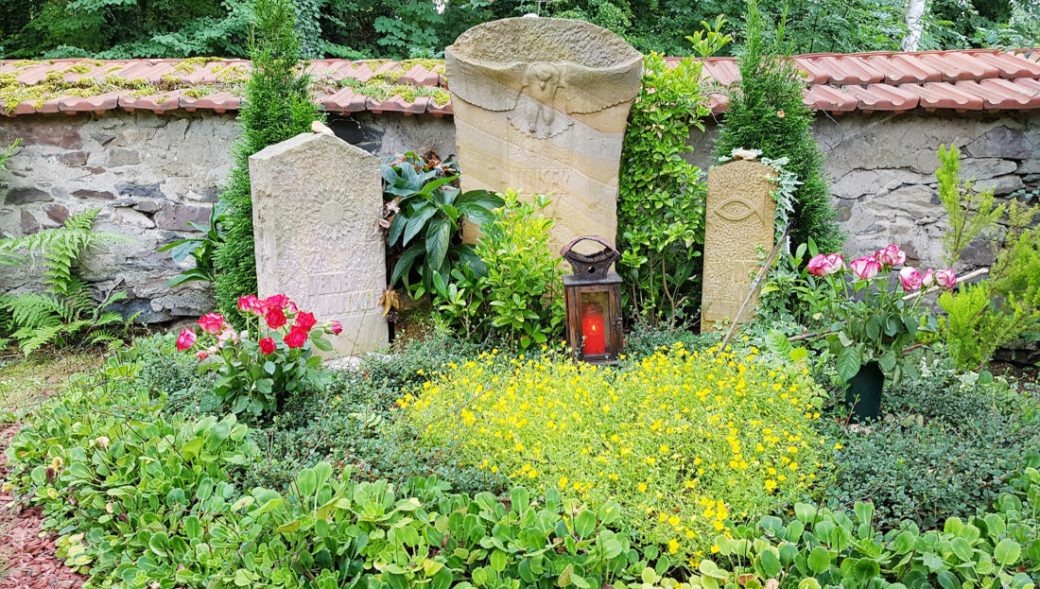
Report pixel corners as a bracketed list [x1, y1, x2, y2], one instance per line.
[578, 291, 610, 355]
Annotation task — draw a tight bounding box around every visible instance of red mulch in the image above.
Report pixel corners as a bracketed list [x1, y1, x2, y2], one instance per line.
[0, 422, 84, 589]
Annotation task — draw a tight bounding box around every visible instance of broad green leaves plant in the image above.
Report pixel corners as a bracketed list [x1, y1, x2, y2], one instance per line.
[382, 152, 503, 299]
[689, 465, 1040, 589]
[156, 200, 224, 287]
[431, 191, 565, 349]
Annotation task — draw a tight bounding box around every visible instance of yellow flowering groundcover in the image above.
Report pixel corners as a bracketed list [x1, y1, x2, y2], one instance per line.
[397, 343, 827, 561]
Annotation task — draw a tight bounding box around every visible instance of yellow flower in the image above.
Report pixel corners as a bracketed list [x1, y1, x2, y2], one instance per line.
[638, 483, 649, 493]
[668, 539, 680, 554]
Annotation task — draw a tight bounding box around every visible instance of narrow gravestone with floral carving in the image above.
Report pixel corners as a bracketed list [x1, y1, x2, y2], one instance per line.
[700, 158, 777, 331]
[250, 131, 388, 357]
[446, 16, 643, 253]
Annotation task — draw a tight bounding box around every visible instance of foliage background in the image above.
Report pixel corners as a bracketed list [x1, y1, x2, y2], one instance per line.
[2, 0, 1037, 60]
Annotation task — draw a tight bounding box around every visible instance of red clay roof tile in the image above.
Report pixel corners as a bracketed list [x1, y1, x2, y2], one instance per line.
[1, 48, 1038, 118]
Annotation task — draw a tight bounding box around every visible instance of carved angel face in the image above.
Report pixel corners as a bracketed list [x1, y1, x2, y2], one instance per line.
[528, 62, 561, 92]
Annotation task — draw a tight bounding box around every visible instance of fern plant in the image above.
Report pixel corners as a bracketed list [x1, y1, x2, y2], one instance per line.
[0, 209, 135, 355]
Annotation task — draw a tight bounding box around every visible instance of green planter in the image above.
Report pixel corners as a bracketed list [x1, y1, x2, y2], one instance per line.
[846, 361, 884, 420]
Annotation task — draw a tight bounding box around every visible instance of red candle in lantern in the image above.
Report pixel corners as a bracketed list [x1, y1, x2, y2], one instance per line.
[581, 303, 606, 355]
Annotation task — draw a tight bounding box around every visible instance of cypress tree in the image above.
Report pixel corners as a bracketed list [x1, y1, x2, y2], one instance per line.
[713, 0, 844, 252]
[213, 0, 320, 316]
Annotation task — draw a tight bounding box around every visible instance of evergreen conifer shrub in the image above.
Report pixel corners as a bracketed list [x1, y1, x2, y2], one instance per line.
[213, 0, 319, 317]
[713, 0, 844, 252]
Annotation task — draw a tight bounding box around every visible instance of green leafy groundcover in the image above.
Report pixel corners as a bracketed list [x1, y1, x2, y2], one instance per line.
[4, 343, 1040, 589]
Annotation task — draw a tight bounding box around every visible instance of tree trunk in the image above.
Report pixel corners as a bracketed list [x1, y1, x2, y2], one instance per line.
[903, 0, 927, 51]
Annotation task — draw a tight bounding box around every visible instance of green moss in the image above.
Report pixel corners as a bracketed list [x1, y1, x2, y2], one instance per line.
[0, 57, 451, 115]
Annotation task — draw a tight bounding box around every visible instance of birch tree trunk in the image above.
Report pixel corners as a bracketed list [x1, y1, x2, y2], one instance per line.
[903, 0, 927, 51]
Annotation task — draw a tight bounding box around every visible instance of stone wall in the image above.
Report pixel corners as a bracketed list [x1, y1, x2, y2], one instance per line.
[686, 111, 1040, 267]
[1, 108, 1037, 323]
[0, 111, 454, 322]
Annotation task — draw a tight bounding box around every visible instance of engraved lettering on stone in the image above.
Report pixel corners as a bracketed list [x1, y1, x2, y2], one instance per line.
[700, 159, 777, 332]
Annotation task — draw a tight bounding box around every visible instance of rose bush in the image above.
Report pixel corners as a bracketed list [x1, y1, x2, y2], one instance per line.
[804, 244, 956, 383]
[175, 293, 340, 418]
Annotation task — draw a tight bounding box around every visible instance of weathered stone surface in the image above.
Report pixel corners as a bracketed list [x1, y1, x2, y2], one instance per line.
[44, 203, 70, 224]
[72, 189, 116, 200]
[700, 159, 776, 331]
[447, 17, 643, 253]
[116, 182, 165, 199]
[251, 132, 388, 357]
[4, 187, 53, 204]
[20, 210, 40, 234]
[975, 174, 1024, 195]
[965, 126, 1034, 160]
[154, 203, 209, 230]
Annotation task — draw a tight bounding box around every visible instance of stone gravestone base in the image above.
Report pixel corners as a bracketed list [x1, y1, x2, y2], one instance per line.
[700, 158, 777, 332]
[446, 17, 643, 254]
[250, 132, 388, 357]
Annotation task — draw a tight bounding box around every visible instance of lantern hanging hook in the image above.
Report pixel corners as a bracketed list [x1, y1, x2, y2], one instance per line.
[560, 236, 620, 281]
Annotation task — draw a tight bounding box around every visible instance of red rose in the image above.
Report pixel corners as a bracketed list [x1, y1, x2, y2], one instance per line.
[176, 328, 196, 351]
[265, 306, 287, 329]
[258, 337, 276, 355]
[327, 320, 343, 335]
[284, 325, 309, 349]
[264, 294, 289, 309]
[197, 312, 225, 335]
[237, 295, 259, 313]
[196, 350, 209, 360]
[295, 311, 317, 331]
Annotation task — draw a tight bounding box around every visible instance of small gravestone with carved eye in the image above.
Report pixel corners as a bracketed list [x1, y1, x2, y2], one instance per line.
[699, 156, 777, 332]
[561, 236, 624, 363]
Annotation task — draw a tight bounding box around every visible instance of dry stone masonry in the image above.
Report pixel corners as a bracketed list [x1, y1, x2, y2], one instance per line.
[700, 158, 777, 331]
[446, 17, 643, 253]
[250, 132, 388, 357]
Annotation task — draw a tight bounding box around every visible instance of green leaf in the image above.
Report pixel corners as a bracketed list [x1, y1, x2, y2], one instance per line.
[574, 509, 597, 538]
[403, 205, 438, 246]
[836, 345, 863, 382]
[758, 548, 782, 578]
[425, 217, 450, 272]
[807, 547, 831, 574]
[995, 539, 1022, 566]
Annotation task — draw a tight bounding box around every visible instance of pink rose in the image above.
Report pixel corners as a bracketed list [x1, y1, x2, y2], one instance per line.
[264, 294, 289, 309]
[807, 253, 845, 277]
[237, 295, 259, 313]
[176, 328, 196, 351]
[935, 268, 957, 289]
[875, 244, 907, 267]
[196, 312, 225, 335]
[265, 306, 287, 329]
[196, 350, 209, 360]
[287, 301, 299, 315]
[899, 266, 924, 292]
[850, 256, 882, 280]
[258, 337, 276, 355]
[284, 325, 309, 349]
[921, 268, 935, 288]
[327, 320, 343, 335]
[295, 311, 317, 331]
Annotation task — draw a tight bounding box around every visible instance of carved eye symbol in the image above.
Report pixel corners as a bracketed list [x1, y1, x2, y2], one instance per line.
[715, 199, 760, 222]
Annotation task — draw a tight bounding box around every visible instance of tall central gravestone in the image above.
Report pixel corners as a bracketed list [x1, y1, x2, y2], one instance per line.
[251, 132, 388, 357]
[446, 17, 643, 252]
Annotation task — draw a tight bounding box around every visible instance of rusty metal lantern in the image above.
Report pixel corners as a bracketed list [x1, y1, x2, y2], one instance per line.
[561, 236, 624, 363]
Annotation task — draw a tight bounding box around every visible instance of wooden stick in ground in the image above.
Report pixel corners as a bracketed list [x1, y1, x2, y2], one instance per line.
[717, 227, 792, 353]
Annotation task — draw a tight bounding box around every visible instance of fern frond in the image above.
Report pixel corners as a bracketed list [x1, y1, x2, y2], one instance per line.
[4, 293, 63, 329]
[14, 323, 65, 356]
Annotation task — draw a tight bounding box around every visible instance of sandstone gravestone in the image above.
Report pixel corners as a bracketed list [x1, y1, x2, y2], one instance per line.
[700, 158, 777, 332]
[446, 17, 643, 253]
[251, 132, 387, 357]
